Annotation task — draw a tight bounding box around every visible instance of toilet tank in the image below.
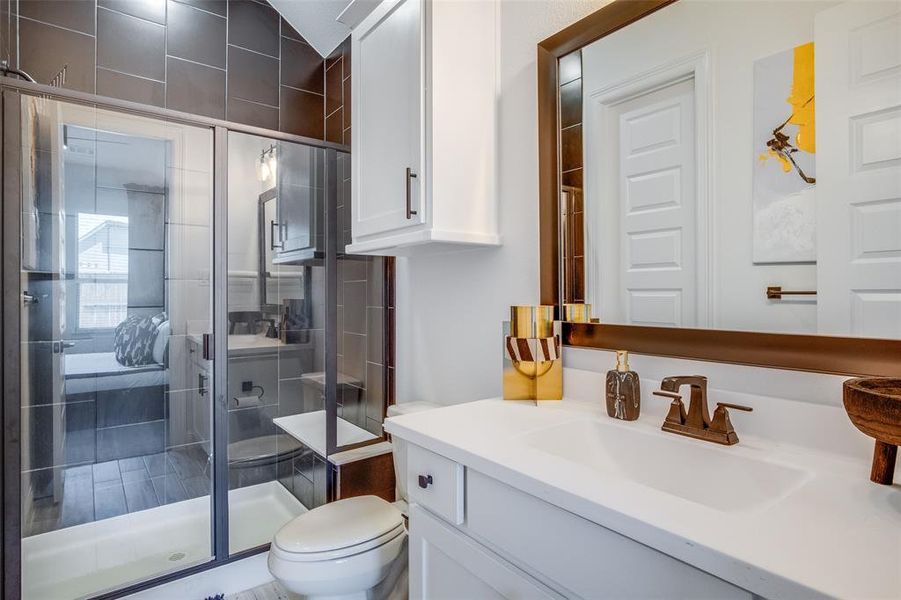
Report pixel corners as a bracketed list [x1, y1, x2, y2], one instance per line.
[386, 402, 439, 504]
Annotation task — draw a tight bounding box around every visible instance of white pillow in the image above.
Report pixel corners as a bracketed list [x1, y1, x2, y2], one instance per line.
[152, 320, 170, 365]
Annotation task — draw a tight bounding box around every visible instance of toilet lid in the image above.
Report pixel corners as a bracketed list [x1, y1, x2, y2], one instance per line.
[274, 496, 404, 555]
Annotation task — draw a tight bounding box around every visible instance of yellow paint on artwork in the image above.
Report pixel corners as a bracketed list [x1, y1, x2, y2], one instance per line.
[761, 149, 792, 172]
[787, 42, 815, 154]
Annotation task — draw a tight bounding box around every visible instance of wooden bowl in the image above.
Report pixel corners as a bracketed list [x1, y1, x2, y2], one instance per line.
[843, 378, 901, 485]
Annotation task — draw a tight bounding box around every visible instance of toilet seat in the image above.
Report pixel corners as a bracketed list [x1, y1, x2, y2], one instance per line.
[271, 521, 405, 562]
[271, 496, 405, 561]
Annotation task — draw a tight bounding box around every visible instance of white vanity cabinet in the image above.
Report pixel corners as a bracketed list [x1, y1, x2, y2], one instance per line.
[403, 443, 754, 600]
[348, 0, 500, 255]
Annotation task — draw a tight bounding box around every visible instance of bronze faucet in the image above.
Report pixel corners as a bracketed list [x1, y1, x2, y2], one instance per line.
[652, 376, 752, 445]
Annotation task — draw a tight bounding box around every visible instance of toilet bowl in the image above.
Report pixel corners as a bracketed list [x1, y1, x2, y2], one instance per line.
[268, 496, 407, 599]
[268, 401, 439, 599]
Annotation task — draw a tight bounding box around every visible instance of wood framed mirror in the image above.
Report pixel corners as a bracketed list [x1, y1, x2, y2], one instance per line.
[538, 0, 901, 377]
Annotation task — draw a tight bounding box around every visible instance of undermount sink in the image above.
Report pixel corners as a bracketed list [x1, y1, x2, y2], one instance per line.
[519, 419, 809, 512]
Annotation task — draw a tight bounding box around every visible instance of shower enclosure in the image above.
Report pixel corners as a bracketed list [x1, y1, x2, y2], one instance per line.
[2, 81, 390, 599]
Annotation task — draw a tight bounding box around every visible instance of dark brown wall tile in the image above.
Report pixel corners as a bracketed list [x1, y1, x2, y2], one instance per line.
[571, 210, 584, 256]
[173, 0, 227, 17]
[325, 60, 342, 115]
[366, 260, 384, 307]
[19, 0, 95, 35]
[0, 1, 12, 65]
[366, 307, 384, 365]
[560, 78, 581, 129]
[14, 0, 328, 139]
[166, 57, 225, 118]
[228, 97, 278, 130]
[561, 124, 582, 173]
[562, 167, 583, 188]
[18, 18, 95, 92]
[281, 36, 323, 94]
[343, 75, 351, 130]
[559, 49, 581, 86]
[97, 68, 164, 107]
[364, 362, 384, 420]
[335, 453, 394, 502]
[227, 45, 278, 107]
[281, 17, 306, 43]
[571, 256, 584, 301]
[326, 108, 343, 145]
[280, 86, 323, 139]
[167, 1, 226, 68]
[385, 258, 395, 308]
[99, 0, 166, 25]
[228, 0, 279, 57]
[97, 8, 166, 80]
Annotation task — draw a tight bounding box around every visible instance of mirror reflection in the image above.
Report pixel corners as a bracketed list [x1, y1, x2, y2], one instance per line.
[561, 0, 901, 338]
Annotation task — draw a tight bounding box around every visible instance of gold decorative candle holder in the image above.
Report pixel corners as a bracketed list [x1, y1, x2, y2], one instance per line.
[563, 303, 592, 323]
[503, 305, 563, 401]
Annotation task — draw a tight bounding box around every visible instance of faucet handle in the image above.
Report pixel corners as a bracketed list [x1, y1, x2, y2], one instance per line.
[716, 402, 753, 412]
[653, 390, 687, 425]
[709, 402, 753, 444]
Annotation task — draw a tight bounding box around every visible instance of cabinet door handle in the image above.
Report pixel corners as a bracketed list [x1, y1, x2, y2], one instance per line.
[270, 220, 283, 250]
[198, 373, 208, 396]
[406, 167, 418, 219]
[418, 474, 433, 489]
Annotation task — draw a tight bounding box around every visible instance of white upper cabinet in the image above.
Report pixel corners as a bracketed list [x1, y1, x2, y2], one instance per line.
[349, 0, 500, 255]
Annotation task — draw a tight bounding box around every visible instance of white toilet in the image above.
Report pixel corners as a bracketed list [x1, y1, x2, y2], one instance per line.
[268, 402, 438, 599]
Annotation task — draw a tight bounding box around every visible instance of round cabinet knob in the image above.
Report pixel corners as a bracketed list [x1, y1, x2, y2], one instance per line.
[418, 474, 433, 489]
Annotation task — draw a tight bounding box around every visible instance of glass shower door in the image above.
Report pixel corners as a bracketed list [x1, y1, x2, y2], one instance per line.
[18, 94, 216, 598]
[225, 131, 327, 554]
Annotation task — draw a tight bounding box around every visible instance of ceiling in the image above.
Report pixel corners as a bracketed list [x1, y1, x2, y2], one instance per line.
[269, 0, 352, 58]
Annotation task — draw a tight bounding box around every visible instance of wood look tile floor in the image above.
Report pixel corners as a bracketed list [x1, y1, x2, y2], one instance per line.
[24, 444, 211, 536]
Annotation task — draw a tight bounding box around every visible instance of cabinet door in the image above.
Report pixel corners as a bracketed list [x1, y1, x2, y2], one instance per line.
[409, 504, 561, 600]
[353, 0, 424, 239]
[277, 143, 321, 255]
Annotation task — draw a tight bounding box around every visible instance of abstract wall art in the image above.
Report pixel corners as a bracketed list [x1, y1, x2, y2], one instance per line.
[752, 42, 816, 264]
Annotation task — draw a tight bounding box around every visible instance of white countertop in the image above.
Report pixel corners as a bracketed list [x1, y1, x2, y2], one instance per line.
[187, 333, 308, 355]
[273, 410, 378, 457]
[385, 398, 901, 600]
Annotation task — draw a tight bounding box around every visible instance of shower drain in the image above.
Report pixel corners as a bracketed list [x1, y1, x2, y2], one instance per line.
[169, 552, 187, 562]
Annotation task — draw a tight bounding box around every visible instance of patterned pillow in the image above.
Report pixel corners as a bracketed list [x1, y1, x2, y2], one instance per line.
[114, 312, 167, 367]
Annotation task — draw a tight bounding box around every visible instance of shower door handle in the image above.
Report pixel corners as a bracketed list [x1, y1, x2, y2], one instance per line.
[52, 341, 76, 354]
[22, 291, 39, 305]
[405, 167, 418, 219]
[270, 220, 283, 250]
[202, 333, 213, 361]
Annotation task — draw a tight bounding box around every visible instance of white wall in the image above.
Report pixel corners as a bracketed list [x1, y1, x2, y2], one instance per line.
[395, 0, 609, 405]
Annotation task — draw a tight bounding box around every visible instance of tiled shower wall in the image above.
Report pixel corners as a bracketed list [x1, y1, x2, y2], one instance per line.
[559, 49, 585, 304]
[0, 0, 329, 138]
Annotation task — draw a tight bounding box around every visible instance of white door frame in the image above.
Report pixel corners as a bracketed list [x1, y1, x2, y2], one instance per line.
[584, 50, 714, 327]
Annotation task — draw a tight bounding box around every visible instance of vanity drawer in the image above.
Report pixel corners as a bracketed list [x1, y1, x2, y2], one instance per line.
[465, 470, 752, 599]
[407, 444, 465, 525]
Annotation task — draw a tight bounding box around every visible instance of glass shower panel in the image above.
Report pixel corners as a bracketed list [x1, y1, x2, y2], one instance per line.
[225, 132, 324, 554]
[19, 95, 215, 599]
[334, 151, 390, 453]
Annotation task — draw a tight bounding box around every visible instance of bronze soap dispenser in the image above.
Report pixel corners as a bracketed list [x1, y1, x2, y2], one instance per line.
[606, 350, 640, 420]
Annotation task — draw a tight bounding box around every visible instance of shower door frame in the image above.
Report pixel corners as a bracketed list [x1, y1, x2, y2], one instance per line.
[0, 77, 347, 600]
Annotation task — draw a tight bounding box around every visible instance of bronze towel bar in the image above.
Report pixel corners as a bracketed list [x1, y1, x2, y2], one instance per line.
[766, 286, 817, 300]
